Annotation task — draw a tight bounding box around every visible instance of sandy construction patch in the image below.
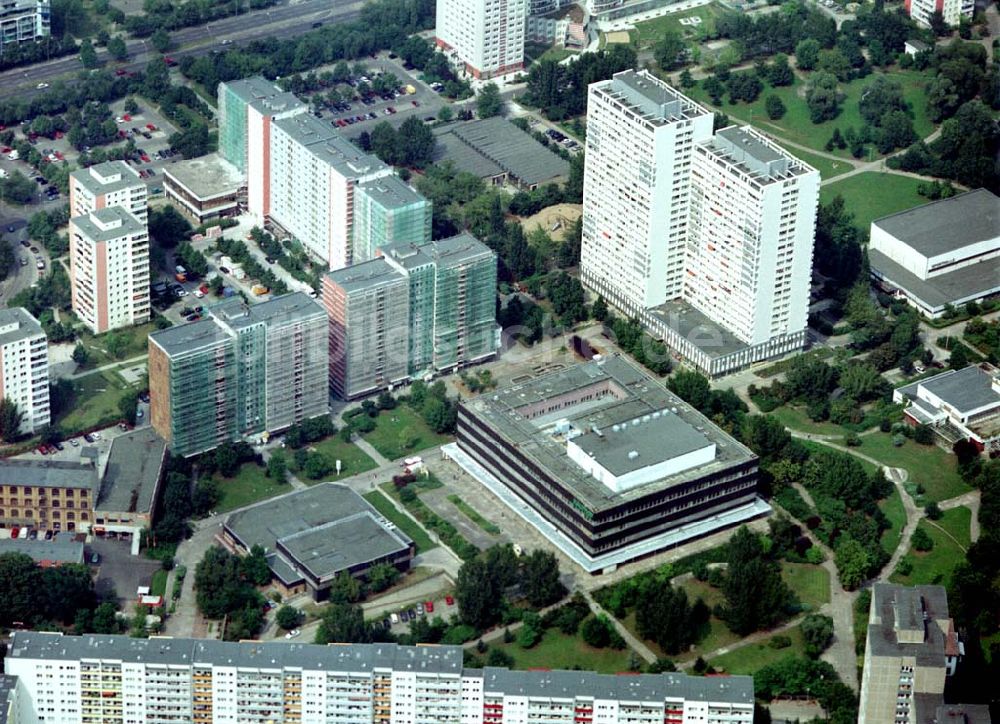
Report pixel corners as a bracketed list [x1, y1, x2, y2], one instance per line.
[604, 31, 632, 44]
[517, 203, 583, 237]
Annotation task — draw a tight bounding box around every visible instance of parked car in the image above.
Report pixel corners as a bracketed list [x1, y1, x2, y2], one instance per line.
[445, 595, 455, 606]
[90, 553, 100, 564]
[425, 600, 434, 613]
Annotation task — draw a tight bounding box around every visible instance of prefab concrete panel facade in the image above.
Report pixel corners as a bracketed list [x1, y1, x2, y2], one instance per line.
[432, 251, 497, 370]
[264, 310, 329, 431]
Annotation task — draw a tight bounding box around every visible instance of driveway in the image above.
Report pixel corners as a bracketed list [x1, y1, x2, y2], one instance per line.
[89, 536, 162, 605]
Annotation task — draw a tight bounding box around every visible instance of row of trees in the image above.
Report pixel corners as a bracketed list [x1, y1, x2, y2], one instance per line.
[522, 45, 637, 120]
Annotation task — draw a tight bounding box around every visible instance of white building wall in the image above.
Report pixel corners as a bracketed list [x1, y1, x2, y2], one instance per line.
[436, 0, 527, 77]
[246, 107, 267, 223]
[0, 321, 49, 434]
[5, 658, 82, 724]
[460, 675, 484, 724]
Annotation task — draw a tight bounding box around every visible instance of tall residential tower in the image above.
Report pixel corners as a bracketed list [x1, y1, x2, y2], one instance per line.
[435, 0, 527, 78]
[0, 308, 49, 434]
[69, 161, 147, 224]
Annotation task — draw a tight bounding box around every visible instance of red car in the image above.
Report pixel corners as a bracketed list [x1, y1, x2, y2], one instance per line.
[445, 595, 454, 606]
[123, 114, 131, 122]
[37, 445, 48, 455]
[54, 151, 64, 160]
[115, 68, 128, 76]
[425, 600, 434, 613]
[140, 154, 150, 163]
[9, 526, 19, 538]
[146, 123, 156, 131]
[164, 56, 177, 66]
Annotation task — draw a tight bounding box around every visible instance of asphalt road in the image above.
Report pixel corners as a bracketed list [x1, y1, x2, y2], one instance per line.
[0, 0, 367, 104]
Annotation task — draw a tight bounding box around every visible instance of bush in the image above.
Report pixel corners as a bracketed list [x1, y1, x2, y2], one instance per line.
[768, 634, 792, 649]
[925, 502, 942, 520]
[276, 605, 304, 630]
[911, 527, 934, 552]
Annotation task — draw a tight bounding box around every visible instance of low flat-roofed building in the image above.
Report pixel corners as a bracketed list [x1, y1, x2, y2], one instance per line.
[0, 458, 99, 533]
[94, 428, 167, 554]
[451, 354, 766, 573]
[869, 189, 1000, 318]
[163, 152, 244, 224]
[924, 703, 993, 724]
[893, 364, 1000, 455]
[221, 483, 414, 599]
[432, 117, 571, 189]
[0, 538, 85, 567]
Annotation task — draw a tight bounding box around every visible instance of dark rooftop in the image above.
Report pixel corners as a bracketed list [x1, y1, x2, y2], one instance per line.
[96, 428, 167, 515]
[0, 538, 85, 566]
[872, 189, 1000, 258]
[869, 248, 1000, 313]
[148, 317, 230, 358]
[211, 292, 326, 331]
[896, 365, 1000, 416]
[867, 583, 952, 667]
[0, 458, 98, 493]
[325, 257, 409, 294]
[705, 126, 814, 183]
[0, 307, 45, 347]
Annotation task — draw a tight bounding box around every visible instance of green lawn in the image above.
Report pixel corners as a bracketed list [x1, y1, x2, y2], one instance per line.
[633, 577, 741, 662]
[687, 69, 937, 159]
[820, 173, 930, 231]
[775, 142, 850, 181]
[305, 435, 377, 481]
[796, 439, 879, 475]
[447, 494, 501, 535]
[488, 628, 635, 674]
[708, 625, 806, 676]
[55, 368, 133, 434]
[362, 490, 438, 554]
[150, 569, 168, 597]
[891, 518, 966, 587]
[781, 562, 830, 611]
[214, 462, 291, 513]
[878, 486, 907, 557]
[632, 3, 723, 47]
[928, 506, 972, 550]
[78, 320, 160, 368]
[849, 433, 971, 503]
[771, 406, 847, 438]
[360, 406, 453, 461]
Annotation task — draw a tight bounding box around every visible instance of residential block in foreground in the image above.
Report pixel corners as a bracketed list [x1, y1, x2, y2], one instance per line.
[4, 633, 754, 724]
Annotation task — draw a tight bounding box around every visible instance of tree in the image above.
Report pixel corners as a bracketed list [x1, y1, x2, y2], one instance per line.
[315, 602, 369, 644]
[267, 452, 287, 484]
[107, 35, 127, 61]
[241, 544, 272, 586]
[118, 389, 138, 425]
[0, 398, 24, 442]
[92, 601, 120, 633]
[949, 342, 970, 369]
[148, 206, 193, 248]
[654, 30, 686, 70]
[767, 54, 794, 86]
[834, 535, 872, 590]
[721, 527, 793, 635]
[437, 105, 453, 122]
[520, 549, 565, 607]
[806, 72, 841, 123]
[911, 527, 934, 552]
[397, 427, 417, 452]
[802, 613, 835, 658]
[592, 295, 608, 322]
[367, 562, 400, 593]
[476, 82, 503, 118]
[581, 615, 621, 648]
[635, 582, 703, 655]
[0, 552, 43, 626]
[667, 369, 711, 411]
[169, 123, 211, 159]
[214, 443, 239, 478]
[765, 94, 786, 120]
[194, 547, 262, 620]
[329, 571, 362, 604]
[42, 564, 95, 624]
[795, 38, 820, 70]
[276, 605, 303, 630]
[79, 38, 98, 69]
[928, 9, 949, 36]
[151, 28, 171, 53]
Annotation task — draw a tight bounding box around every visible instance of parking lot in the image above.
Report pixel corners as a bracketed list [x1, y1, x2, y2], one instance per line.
[89, 535, 162, 604]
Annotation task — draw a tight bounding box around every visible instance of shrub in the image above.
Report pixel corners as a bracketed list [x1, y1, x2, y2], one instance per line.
[768, 634, 792, 649]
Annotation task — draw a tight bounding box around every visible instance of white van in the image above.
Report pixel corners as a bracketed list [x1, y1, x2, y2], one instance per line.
[6, 150, 18, 161]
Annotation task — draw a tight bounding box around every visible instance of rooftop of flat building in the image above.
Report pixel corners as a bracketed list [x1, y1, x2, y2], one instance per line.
[357, 174, 428, 210]
[0, 307, 44, 347]
[928, 703, 994, 724]
[274, 114, 388, 178]
[0, 539, 85, 567]
[70, 161, 142, 196]
[896, 365, 1000, 417]
[867, 583, 953, 666]
[0, 458, 99, 492]
[873, 189, 1000, 257]
[596, 69, 711, 125]
[96, 428, 166, 515]
[70, 206, 146, 242]
[162, 153, 244, 200]
[325, 257, 407, 293]
[462, 355, 755, 513]
[211, 292, 326, 331]
[381, 233, 494, 271]
[222, 76, 304, 115]
[869, 247, 1000, 312]
[148, 317, 230, 357]
[702, 125, 814, 183]
[273, 112, 338, 147]
[8, 633, 465, 676]
[645, 299, 751, 359]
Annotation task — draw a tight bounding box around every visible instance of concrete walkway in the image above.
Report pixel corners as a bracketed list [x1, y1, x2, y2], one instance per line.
[939, 490, 981, 543]
[581, 589, 658, 665]
[354, 436, 391, 467]
[62, 352, 149, 380]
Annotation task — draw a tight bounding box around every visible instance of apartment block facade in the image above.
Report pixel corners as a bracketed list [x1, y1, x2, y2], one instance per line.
[907, 0, 973, 27]
[580, 70, 818, 376]
[69, 207, 150, 335]
[5, 633, 754, 724]
[68, 162, 147, 224]
[325, 234, 498, 399]
[581, 69, 714, 316]
[686, 126, 818, 347]
[0, 0, 48, 53]
[0, 458, 98, 533]
[217, 77, 304, 178]
[352, 175, 432, 263]
[149, 293, 328, 457]
[435, 0, 527, 78]
[0, 308, 49, 435]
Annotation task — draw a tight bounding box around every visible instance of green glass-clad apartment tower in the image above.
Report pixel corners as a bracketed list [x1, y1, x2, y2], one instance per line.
[325, 233, 499, 399]
[149, 293, 329, 457]
[217, 77, 303, 174]
[352, 175, 432, 263]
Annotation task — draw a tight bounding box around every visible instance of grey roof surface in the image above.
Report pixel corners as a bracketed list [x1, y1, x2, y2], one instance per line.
[382, 233, 494, 271]
[706, 126, 812, 183]
[272, 112, 338, 148]
[598, 69, 710, 125]
[930, 704, 994, 724]
[0, 675, 16, 724]
[0, 459, 98, 492]
[274, 114, 387, 178]
[0, 307, 44, 347]
[149, 317, 230, 358]
[8, 633, 464, 676]
[277, 511, 412, 581]
[480, 667, 754, 704]
[867, 583, 952, 666]
[357, 175, 427, 210]
[225, 483, 411, 582]
[325, 257, 406, 294]
[872, 188, 1000, 257]
[462, 355, 756, 513]
[869, 248, 1000, 312]
[163, 153, 243, 199]
[223, 77, 304, 115]
[896, 365, 1000, 415]
[572, 412, 713, 477]
[71, 161, 141, 196]
[211, 292, 326, 331]
[444, 117, 571, 186]
[70, 206, 145, 242]
[0, 538, 85, 565]
[431, 128, 504, 179]
[96, 427, 166, 514]
[645, 299, 750, 358]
